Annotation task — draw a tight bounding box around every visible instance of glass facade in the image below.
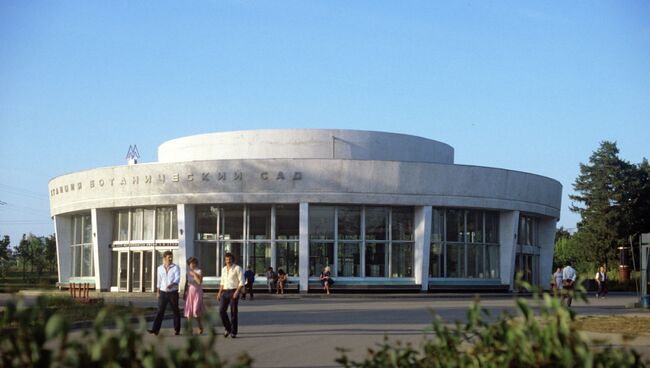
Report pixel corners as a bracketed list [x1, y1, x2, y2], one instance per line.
[516, 214, 540, 285]
[70, 213, 93, 277]
[195, 204, 299, 278]
[110, 207, 178, 292]
[429, 208, 500, 279]
[309, 205, 414, 278]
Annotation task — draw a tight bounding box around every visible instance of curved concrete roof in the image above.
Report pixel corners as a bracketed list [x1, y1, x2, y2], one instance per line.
[158, 129, 455, 164]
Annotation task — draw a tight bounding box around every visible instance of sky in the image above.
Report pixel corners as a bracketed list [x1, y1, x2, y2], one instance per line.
[1, 1, 649, 247]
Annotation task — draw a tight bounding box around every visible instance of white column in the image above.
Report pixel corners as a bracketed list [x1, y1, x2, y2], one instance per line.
[414, 206, 432, 291]
[177, 204, 195, 295]
[53, 215, 72, 286]
[92, 208, 113, 291]
[538, 217, 557, 290]
[298, 202, 309, 292]
[499, 210, 520, 290]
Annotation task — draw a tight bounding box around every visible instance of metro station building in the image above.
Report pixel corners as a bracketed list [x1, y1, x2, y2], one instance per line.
[48, 129, 562, 293]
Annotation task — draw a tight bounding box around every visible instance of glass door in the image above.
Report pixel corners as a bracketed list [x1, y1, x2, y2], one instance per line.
[132, 251, 142, 292]
[143, 250, 153, 292]
[118, 251, 129, 292]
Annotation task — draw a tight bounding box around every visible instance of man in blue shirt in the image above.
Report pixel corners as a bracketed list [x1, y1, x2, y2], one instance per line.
[242, 265, 255, 300]
[561, 264, 577, 307]
[149, 250, 181, 335]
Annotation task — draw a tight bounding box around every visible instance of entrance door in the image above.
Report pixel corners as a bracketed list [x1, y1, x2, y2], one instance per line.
[143, 251, 153, 292]
[132, 251, 142, 292]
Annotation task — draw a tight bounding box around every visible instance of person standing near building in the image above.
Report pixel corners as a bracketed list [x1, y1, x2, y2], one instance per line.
[552, 267, 563, 297]
[184, 256, 204, 335]
[149, 250, 181, 336]
[242, 265, 255, 300]
[561, 263, 577, 307]
[217, 252, 243, 338]
[266, 266, 277, 294]
[595, 265, 608, 299]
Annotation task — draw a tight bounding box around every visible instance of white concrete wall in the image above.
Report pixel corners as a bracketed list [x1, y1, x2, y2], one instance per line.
[93, 208, 113, 291]
[54, 215, 72, 285]
[414, 206, 432, 291]
[49, 159, 562, 219]
[499, 211, 520, 289]
[158, 129, 455, 165]
[298, 202, 309, 292]
[538, 217, 557, 290]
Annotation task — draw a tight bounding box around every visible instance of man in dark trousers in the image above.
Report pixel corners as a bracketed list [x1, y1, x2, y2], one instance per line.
[217, 252, 243, 338]
[148, 250, 181, 335]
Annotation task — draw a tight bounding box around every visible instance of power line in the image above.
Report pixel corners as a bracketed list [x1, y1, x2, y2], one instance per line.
[0, 183, 48, 200]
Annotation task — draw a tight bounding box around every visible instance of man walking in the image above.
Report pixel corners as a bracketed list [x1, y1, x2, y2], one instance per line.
[217, 252, 243, 338]
[561, 263, 577, 307]
[149, 250, 181, 335]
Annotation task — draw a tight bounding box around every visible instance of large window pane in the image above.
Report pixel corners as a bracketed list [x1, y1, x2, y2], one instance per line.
[485, 211, 499, 243]
[247, 242, 271, 275]
[309, 206, 335, 240]
[486, 245, 500, 279]
[365, 243, 387, 277]
[446, 209, 463, 242]
[276, 205, 299, 240]
[430, 242, 442, 277]
[132, 209, 143, 240]
[114, 210, 129, 241]
[466, 210, 483, 243]
[338, 207, 360, 240]
[249, 206, 271, 240]
[309, 242, 334, 276]
[446, 243, 465, 278]
[391, 207, 414, 241]
[431, 208, 444, 242]
[82, 244, 93, 276]
[143, 209, 155, 240]
[195, 242, 217, 277]
[390, 243, 413, 277]
[72, 245, 81, 277]
[82, 215, 92, 244]
[171, 208, 178, 239]
[466, 244, 483, 278]
[221, 206, 243, 240]
[197, 206, 218, 240]
[337, 242, 361, 277]
[365, 207, 387, 240]
[277, 241, 299, 276]
[156, 208, 171, 239]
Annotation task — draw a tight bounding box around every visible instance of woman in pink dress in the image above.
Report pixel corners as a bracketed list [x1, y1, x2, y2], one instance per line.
[184, 256, 204, 334]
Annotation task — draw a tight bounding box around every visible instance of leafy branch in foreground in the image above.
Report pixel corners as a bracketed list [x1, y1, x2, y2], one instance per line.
[0, 296, 252, 367]
[337, 277, 646, 368]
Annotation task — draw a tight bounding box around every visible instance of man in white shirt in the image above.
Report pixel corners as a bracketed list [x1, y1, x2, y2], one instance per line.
[217, 252, 243, 338]
[561, 264, 577, 307]
[148, 250, 181, 335]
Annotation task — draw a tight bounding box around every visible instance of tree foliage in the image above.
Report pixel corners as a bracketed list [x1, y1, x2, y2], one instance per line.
[569, 141, 650, 267]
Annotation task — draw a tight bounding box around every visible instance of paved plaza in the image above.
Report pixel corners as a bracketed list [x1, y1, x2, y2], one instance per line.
[5, 291, 650, 367]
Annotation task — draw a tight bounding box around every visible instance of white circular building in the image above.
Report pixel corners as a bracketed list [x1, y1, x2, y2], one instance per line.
[48, 129, 562, 293]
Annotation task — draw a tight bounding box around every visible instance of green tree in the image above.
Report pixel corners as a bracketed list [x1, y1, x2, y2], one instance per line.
[44, 234, 57, 273]
[27, 234, 48, 277]
[0, 235, 11, 277]
[16, 234, 31, 279]
[569, 141, 635, 266]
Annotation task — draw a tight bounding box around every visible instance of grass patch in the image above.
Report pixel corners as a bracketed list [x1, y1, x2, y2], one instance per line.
[575, 315, 650, 336]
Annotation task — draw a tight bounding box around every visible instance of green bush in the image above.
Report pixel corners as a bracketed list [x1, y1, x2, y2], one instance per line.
[337, 279, 647, 368]
[0, 296, 252, 367]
